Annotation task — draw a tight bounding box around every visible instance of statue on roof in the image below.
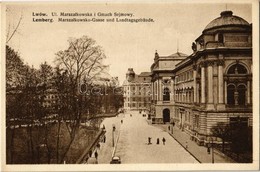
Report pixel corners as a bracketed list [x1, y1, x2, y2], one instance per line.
[192, 42, 197, 52]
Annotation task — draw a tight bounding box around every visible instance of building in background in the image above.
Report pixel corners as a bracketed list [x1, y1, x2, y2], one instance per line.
[123, 68, 151, 111]
[150, 51, 187, 124]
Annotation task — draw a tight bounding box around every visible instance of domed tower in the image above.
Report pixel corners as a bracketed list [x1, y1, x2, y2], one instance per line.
[193, 10, 252, 51]
[126, 68, 135, 82]
[186, 10, 252, 145]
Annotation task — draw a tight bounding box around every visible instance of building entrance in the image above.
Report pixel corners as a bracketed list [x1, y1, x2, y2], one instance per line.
[163, 108, 170, 123]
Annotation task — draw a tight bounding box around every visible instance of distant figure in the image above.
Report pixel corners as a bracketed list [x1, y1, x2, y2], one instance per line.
[103, 124, 105, 130]
[103, 135, 106, 143]
[94, 151, 98, 159]
[185, 141, 188, 149]
[168, 126, 170, 131]
[148, 137, 152, 145]
[162, 137, 166, 145]
[207, 146, 210, 154]
[130, 114, 132, 117]
[157, 138, 160, 145]
[89, 150, 92, 157]
[121, 120, 123, 124]
[97, 143, 100, 149]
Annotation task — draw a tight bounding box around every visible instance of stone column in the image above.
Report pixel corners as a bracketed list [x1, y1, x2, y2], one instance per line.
[171, 78, 174, 101]
[156, 81, 159, 101]
[207, 61, 214, 110]
[193, 65, 197, 103]
[158, 78, 162, 101]
[247, 80, 251, 104]
[207, 61, 214, 104]
[201, 63, 206, 104]
[224, 80, 227, 104]
[217, 60, 225, 110]
[218, 61, 224, 104]
[197, 83, 200, 103]
[151, 81, 154, 101]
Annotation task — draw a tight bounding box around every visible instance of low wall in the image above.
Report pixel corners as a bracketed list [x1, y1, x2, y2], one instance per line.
[76, 129, 106, 164]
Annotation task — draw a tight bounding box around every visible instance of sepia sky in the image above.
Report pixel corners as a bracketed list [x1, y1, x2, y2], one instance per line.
[6, 2, 252, 84]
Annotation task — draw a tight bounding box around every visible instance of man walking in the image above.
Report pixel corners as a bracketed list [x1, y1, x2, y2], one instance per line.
[162, 137, 166, 145]
[148, 137, 152, 145]
[94, 151, 98, 159]
[157, 138, 160, 145]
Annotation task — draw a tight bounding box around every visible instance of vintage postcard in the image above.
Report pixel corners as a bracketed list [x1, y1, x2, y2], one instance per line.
[1, 0, 259, 171]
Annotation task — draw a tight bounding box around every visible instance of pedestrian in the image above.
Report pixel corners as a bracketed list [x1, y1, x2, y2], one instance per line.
[103, 135, 106, 143]
[168, 126, 170, 131]
[207, 146, 211, 154]
[121, 119, 123, 124]
[185, 141, 188, 149]
[162, 137, 166, 145]
[89, 150, 92, 157]
[148, 137, 152, 145]
[97, 143, 100, 149]
[157, 138, 160, 145]
[94, 151, 98, 159]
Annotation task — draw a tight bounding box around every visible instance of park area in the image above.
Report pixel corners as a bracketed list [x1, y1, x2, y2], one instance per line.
[6, 118, 103, 164]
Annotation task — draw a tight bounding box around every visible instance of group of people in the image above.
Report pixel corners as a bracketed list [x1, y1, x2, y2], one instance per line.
[148, 137, 166, 145]
[86, 133, 107, 164]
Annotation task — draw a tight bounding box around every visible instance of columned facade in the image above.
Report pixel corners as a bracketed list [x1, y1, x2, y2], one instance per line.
[168, 11, 252, 147]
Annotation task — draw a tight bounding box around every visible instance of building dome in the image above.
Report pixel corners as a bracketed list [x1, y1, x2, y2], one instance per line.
[126, 68, 135, 75]
[204, 11, 250, 32]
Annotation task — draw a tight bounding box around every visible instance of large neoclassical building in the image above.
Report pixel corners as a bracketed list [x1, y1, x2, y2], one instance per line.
[150, 10, 252, 145]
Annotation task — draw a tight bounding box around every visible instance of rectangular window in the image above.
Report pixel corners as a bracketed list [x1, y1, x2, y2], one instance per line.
[195, 115, 199, 128]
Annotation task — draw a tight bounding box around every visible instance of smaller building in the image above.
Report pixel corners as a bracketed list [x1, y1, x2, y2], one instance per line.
[150, 51, 188, 124]
[123, 68, 151, 111]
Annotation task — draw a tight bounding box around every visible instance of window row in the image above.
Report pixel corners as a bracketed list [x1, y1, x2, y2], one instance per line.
[126, 97, 151, 102]
[176, 70, 193, 83]
[124, 103, 150, 108]
[175, 90, 194, 103]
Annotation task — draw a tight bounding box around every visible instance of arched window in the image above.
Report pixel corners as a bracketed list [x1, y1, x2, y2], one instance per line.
[227, 64, 247, 74]
[237, 85, 246, 105]
[163, 87, 170, 101]
[227, 85, 235, 105]
[225, 63, 250, 106]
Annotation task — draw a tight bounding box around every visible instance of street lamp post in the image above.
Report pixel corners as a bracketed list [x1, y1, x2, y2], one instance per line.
[112, 124, 116, 147]
[211, 137, 214, 163]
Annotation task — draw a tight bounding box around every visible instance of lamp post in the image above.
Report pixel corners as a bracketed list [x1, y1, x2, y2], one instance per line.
[211, 137, 214, 163]
[112, 124, 116, 147]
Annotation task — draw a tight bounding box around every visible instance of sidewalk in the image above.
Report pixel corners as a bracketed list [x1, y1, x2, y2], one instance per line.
[155, 124, 236, 163]
[96, 114, 123, 164]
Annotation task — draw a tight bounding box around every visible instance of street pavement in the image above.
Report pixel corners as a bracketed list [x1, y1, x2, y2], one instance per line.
[156, 125, 235, 163]
[113, 111, 198, 163]
[97, 113, 124, 164]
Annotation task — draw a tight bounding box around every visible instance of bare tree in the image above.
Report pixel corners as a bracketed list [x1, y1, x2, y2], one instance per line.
[56, 35, 108, 87]
[6, 9, 23, 44]
[55, 35, 108, 163]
